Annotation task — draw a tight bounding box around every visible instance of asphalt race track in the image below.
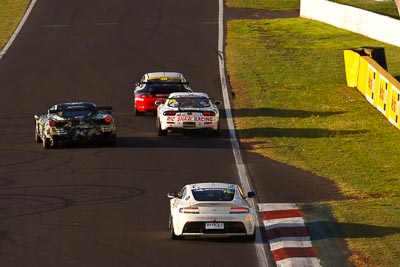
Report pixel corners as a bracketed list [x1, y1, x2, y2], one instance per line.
[0, 1, 343, 266]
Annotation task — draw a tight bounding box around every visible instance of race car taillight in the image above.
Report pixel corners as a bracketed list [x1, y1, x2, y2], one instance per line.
[136, 93, 150, 98]
[163, 111, 176, 116]
[202, 111, 215, 116]
[104, 115, 113, 123]
[230, 206, 249, 214]
[48, 120, 57, 127]
[179, 206, 199, 214]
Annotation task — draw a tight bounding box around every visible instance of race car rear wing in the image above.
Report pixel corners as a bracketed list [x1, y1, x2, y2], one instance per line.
[135, 81, 190, 86]
[141, 81, 190, 84]
[48, 106, 113, 114]
[97, 106, 113, 114]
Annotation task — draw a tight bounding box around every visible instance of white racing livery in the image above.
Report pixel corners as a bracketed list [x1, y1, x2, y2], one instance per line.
[156, 92, 220, 136]
[167, 182, 256, 240]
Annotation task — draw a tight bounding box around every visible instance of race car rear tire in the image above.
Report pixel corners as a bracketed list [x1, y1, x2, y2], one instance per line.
[169, 216, 182, 240]
[211, 124, 220, 137]
[134, 108, 144, 116]
[212, 129, 220, 137]
[42, 137, 51, 149]
[246, 232, 256, 241]
[157, 120, 167, 136]
[106, 134, 117, 146]
[35, 129, 42, 143]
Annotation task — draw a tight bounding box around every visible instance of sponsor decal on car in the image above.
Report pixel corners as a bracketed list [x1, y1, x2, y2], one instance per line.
[194, 216, 235, 220]
[166, 116, 215, 122]
[192, 188, 234, 193]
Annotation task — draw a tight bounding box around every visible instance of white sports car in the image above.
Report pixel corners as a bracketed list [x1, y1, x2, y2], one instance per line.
[167, 182, 256, 240]
[155, 92, 220, 136]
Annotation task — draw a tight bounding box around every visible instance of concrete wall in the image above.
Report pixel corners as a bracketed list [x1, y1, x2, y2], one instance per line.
[300, 0, 400, 47]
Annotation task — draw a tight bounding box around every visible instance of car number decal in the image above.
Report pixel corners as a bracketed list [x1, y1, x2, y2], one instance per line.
[205, 223, 224, 230]
[183, 122, 196, 128]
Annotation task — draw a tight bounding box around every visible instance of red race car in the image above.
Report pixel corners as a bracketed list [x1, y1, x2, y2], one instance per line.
[133, 72, 193, 116]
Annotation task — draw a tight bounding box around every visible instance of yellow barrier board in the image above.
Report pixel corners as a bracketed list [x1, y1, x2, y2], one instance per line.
[344, 48, 400, 131]
[343, 50, 360, 87]
[366, 65, 377, 106]
[377, 75, 389, 116]
[388, 85, 400, 128]
[357, 56, 369, 96]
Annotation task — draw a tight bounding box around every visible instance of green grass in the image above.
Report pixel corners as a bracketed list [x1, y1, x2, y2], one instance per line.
[225, 0, 299, 10]
[330, 0, 399, 18]
[226, 0, 399, 18]
[226, 18, 400, 267]
[0, 0, 30, 50]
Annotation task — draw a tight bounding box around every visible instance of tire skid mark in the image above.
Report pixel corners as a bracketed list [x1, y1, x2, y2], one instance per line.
[0, 194, 73, 220]
[45, 158, 74, 170]
[0, 177, 15, 187]
[0, 150, 46, 168]
[0, 184, 145, 220]
[2, 222, 159, 267]
[69, 8, 80, 24]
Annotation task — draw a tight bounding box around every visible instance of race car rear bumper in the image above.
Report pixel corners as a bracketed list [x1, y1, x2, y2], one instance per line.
[173, 213, 255, 236]
[182, 221, 247, 235]
[50, 132, 115, 145]
[161, 121, 219, 131]
[166, 127, 217, 134]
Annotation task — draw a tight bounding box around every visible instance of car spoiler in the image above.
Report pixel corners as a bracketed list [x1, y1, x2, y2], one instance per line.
[139, 81, 190, 85]
[97, 106, 113, 114]
[48, 106, 113, 114]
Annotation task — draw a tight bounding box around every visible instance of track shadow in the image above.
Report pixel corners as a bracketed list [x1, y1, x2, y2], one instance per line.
[116, 133, 233, 149]
[225, 7, 299, 20]
[304, 203, 399, 266]
[232, 107, 345, 118]
[237, 127, 368, 139]
[177, 234, 259, 244]
[242, 151, 347, 203]
[308, 221, 400, 240]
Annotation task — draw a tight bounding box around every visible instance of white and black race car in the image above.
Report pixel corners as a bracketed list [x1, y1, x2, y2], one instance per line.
[34, 102, 117, 148]
[155, 92, 220, 136]
[167, 182, 256, 240]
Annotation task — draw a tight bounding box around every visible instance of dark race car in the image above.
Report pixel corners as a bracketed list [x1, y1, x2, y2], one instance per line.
[133, 72, 192, 116]
[34, 102, 117, 149]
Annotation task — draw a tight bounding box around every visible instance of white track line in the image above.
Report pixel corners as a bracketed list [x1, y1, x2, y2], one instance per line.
[269, 240, 314, 251]
[263, 217, 306, 230]
[277, 257, 321, 267]
[269, 236, 311, 243]
[258, 203, 298, 211]
[217, 1, 268, 267]
[0, 0, 38, 60]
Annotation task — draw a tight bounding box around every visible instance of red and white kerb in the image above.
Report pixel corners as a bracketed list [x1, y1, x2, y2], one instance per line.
[258, 203, 321, 267]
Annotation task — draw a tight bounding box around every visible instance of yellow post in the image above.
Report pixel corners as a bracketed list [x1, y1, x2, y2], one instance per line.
[343, 50, 360, 87]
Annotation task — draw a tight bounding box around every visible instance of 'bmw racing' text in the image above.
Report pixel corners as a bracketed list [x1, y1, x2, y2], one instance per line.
[166, 116, 214, 122]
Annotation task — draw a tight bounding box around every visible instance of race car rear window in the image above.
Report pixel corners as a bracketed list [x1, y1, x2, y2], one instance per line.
[148, 84, 187, 95]
[191, 188, 235, 201]
[137, 81, 190, 95]
[167, 98, 211, 108]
